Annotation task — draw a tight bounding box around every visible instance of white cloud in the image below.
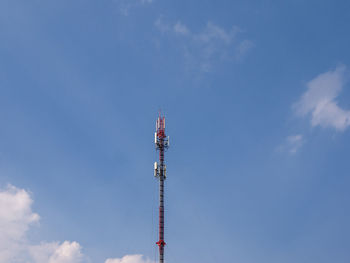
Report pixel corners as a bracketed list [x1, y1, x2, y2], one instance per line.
[29, 241, 83, 263]
[0, 184, 84, 263]
[0, 184, 150, 263]
[0, 184, 39, 262]
[154, 18, 253, 73]
[105, 254, 154, 263]
[29, 242, 60, 263]
[48, 241, 83, 263]
[294, 65, 350, 131]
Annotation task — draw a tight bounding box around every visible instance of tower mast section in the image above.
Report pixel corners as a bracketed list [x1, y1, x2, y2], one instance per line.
[154, 114, 169, 263]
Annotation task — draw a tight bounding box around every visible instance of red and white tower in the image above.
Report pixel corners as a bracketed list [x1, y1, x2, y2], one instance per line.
[154, 114, 169, 263]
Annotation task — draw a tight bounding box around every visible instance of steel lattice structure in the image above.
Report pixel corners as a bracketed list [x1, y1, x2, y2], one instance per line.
[154, 114, 169, 263]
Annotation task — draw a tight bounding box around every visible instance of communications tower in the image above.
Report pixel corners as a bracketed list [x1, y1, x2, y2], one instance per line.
[154, 114, 169, 263]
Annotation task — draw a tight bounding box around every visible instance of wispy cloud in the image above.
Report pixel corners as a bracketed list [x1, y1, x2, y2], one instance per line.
[154, 16, 171, 33]
[114, 0, 154, 16]
[277, 134, 305, 154]
[173, 21, 190, 36]
[294, 65, 350, 131]
[0, 184, 152, 263]
[154, 17, 253, 73]
[286, 134, 304, 154]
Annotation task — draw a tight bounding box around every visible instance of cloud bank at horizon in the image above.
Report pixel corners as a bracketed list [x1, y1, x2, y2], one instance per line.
[0, 185, 153, 263]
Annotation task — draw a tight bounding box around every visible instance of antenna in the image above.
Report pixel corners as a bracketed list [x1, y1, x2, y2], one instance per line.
[154, 113, 169, 263]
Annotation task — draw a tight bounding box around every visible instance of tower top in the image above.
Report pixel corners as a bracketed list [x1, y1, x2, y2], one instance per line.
[156, 114, 166, 139]
[155, 114, 169, 151]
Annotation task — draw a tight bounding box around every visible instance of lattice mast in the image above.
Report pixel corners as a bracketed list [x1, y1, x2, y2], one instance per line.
[154, 114, 169, 263]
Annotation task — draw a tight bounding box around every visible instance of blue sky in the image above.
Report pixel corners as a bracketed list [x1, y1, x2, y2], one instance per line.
[1, 0, 350, 262]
